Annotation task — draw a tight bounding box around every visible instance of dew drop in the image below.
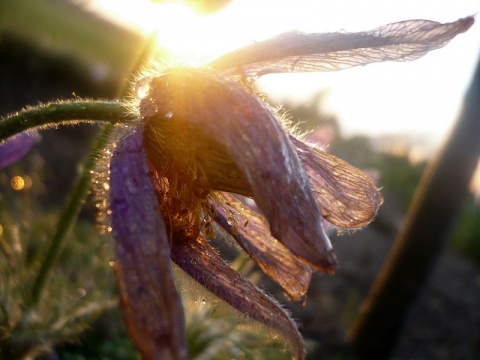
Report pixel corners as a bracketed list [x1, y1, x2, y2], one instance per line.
[141, 163, 150, 174]
[125, 178, 137, 194]
[165, 111, 173, 118]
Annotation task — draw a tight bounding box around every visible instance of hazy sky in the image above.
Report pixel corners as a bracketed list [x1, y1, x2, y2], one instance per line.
[87, 0, 480, 151]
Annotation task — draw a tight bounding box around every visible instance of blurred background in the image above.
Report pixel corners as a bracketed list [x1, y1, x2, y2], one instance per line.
[1, 0, 480, 359]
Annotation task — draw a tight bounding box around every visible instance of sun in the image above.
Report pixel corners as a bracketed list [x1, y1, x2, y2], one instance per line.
[88, 0, 264, 66]
[150, 3, 232, 65]
[88, 0, 296, 66]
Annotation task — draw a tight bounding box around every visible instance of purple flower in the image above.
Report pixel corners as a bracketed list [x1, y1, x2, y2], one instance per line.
[108, 17, 472, 359]
[110, 68, 380, 359]
[0, 131, 40, 170]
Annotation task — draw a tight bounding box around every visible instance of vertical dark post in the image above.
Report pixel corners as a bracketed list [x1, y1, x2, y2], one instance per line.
[347, 56, 480, 358]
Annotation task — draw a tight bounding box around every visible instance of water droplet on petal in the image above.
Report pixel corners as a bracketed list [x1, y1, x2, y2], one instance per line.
[141, 163, 150, 174]
[125, 178, 137, 194]
[165, 111, 173, 118]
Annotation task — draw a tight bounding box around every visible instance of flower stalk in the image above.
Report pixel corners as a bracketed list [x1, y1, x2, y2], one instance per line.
[0, 101, 136, 141]
[15, 33, 158, 308]
[28, 124, 115, 306]
[0, 101, 134, 306]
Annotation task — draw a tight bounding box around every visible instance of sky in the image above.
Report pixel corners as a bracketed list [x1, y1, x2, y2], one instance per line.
[86, 0, 480, 154]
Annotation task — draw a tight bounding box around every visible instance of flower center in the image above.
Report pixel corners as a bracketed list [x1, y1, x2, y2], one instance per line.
[140, 69, 251, 240]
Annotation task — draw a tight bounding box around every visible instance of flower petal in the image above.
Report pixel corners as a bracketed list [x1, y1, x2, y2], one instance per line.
[0, 131, 40, 169]
[214, 193, 312, 305]
[142, 68, 336, 271]
[292, 136, 383, 228]
[171, 234, 305, 359]
[109, 128, 188, 360]
[210, 17, 474, 78]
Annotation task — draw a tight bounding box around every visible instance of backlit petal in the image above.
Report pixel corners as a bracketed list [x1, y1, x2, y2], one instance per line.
[171, 234, 305, 359]
[214, 193, 312, 305]
[210, 17, 474, 78]
[292, 136, 383, 228]
[142, 68, 337, 271]
[109, 128, 188, 360]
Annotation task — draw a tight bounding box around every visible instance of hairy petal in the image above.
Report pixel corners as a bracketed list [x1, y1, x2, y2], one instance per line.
[142, 68, 336, 271]
[109, 128, 188, 360]
[292, 136, 383, 228]
[0, 131, 40, 169]
[140, 67, 336, 271]
[215, 194, 312, 305]
[209, 17, 474, 78]
[171, 234, 305, 359]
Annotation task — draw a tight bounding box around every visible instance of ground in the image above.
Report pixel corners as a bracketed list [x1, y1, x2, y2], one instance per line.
[276, 204, 480, 359]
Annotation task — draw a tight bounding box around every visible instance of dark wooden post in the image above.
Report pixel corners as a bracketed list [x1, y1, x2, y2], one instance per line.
[347, 56, 480, 359]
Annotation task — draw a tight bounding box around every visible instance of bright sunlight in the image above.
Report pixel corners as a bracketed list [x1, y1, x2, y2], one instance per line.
[87, 0, 287, 65]
[87, 0, 480, 150]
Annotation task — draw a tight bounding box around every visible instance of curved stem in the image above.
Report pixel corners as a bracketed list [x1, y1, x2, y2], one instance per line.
[27, 33, 157, 307]
[28, 124, 115, 306]
[0, 100, 136, 141]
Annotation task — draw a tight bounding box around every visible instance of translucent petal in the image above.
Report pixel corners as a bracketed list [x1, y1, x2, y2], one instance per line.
[215, 193, 312, 304]
[109, 128, 188, 360]
[292, 136, 383, 228]
[171, 234, 305, 359]
[209, 17, 474, 78]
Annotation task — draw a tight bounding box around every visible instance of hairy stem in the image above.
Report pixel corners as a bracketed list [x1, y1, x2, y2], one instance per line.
[0, 101, 136, 142]
[28, 123, 115, 306]
[27, 33, 157, 307]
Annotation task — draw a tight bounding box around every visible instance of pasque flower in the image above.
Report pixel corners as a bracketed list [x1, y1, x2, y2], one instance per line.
[107, 17, 472, 359]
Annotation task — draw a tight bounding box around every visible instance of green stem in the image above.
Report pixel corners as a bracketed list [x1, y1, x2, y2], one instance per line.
[3, 100, 134, 307]
[29, 124, 115, 306]
[27, 34, 157, 307]
[0, 101, 136, 141]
